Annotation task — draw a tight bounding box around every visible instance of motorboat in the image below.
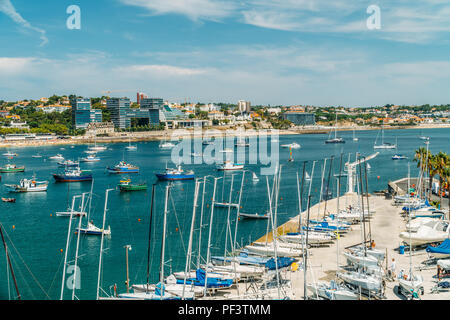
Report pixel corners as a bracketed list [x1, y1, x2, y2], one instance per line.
[281, 142, 301, 149]
[5, 178, 48, 192]
[80, 154, 101, 162]
[107, 161, 139, 174]
[392, 155, 407, 160]
[53, 167, 93, 182]
[88, 145, 107, 152]
[307, 280, 358, 300]
[238, 212, 269, 219]
[3, 151, 18, 157]
[399, 220, 450, 247]
[155, 165, 194, 181]
[217, 161, 244, 171]
[49, 154, 64, 160]
[159, 141, 176, 149]
[57, 160, 79, 167]
[1, 198, 16, 203]
[118, 179, 147, 191]
[0, 164, 25, 173]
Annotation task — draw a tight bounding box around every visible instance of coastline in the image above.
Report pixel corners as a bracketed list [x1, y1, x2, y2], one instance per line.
[0, 123, 448, 149]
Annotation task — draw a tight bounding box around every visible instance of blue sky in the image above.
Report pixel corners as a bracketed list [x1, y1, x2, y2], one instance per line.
[1, 0, 450, 107]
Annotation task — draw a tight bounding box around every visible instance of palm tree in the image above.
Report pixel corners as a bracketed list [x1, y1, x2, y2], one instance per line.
[434, 152, 449, 207]
[414, 147, 434, 199]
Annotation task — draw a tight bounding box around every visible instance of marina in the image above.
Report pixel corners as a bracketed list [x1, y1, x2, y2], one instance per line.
[0, 127, 449, 300]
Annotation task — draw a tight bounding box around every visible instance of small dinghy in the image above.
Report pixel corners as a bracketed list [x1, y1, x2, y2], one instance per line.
[2, 198, 16, 203]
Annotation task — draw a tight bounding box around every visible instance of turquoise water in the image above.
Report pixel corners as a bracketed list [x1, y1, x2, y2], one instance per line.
[0, 127, 448, 300]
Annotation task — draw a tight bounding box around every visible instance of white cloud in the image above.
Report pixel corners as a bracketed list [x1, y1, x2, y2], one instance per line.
[0, 0, 48, 46]
[119, 0, 235, 21]
[119, 64, 210, 76]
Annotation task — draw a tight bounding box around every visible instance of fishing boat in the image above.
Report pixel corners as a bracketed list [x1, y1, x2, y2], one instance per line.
[155, 165, 194, 181]
[2, 151, 17, 157]
[217, 161, 244, 171]
[280, 142, 300, 149]
[392, 154, 407, 160]
[373, 126, 396, 149]
[0, 164, 25, 173]
[80, 154, 100, 162]
[399, 220, 450, 247]
[76, 221, 111, 236]
[325, 111, 345, 144]
[307, 280, 358, 300]
[1, 198, 16, 203]
[118, 178, 147, 191]
[107, 161, 139, 174]
[49, 154, 64, 160]
[57, 160, 79, 167]
[52, 167, 93, 182]
[5, 178, 48, 192]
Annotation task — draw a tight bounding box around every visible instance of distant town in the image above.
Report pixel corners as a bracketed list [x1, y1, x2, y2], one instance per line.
[1, 93, 450, 142]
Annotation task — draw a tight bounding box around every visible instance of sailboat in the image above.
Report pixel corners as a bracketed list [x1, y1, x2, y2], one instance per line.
[352, 129, 359, 142]
[125, 138, 137, 151]
[325, 111, 345, 144]
[252, 172, 259, 182]
[373, 126, 396, 149]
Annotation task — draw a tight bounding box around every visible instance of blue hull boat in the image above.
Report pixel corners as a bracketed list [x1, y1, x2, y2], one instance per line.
[426, 239, 450, 258]
[175, 269, 233, 289]
[156, 173, 195, 181]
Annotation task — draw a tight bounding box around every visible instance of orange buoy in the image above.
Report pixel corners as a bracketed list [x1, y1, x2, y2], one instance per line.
[377, 176, 380, 179]
[138, 218, 141, 222]
[175, 227, 179, 232]
[12, 225, 15, 229]
[60, 249, 63, 253]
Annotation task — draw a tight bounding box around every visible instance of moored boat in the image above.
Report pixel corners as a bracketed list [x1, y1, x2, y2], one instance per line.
[217, 161, 244, 171]
[2, 197, 16, 203]
[76, 221, 111, 236]
[155, 165, 194, 181]
[107, 161, 139, 174]
[5, 178, 48, 192]
[53, 167, 93, 182]
[118, 178, 147, 191]
[0, 164, 25, 173]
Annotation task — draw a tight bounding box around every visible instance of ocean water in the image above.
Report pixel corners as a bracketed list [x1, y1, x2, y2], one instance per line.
[0, 127, 448, 300]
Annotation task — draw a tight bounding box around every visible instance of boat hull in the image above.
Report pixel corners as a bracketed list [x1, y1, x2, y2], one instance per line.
[0, 167, 25, 173]
[155, 174, 194, 181]
[53, 174, 93, 182]
[107, 168, 139, 174]
[119, 184, 148, 191]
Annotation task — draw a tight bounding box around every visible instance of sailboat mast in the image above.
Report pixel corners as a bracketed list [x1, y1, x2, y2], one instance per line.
[197, 176, 207, 269]
[96, 189, 113, 300]
[60, 194, 80, 300]
[357, 156, 367, 256]
[304, 161, 316, 300]
[323, 156, 334, 218]
[182, 180, 201, 299]
[204, 177, 221, 296]
[159, 184, 171, 300]
[297, 161, 306, 232]
[224, 174, 235, 257]
[72, 192, 87, 300]
[0, 222, 20, 300]
[146, 184, 156, 294]
[232, 171, 245, 255]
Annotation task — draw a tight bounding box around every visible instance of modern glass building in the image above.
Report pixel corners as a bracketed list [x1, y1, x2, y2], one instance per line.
[107, 98, 131, 129]
[107, 97, 160, 129]
[71, 98, 103, 129]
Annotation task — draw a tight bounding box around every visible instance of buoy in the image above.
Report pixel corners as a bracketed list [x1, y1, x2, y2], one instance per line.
[138, 218, 141, 222]
[50, 214, 52, 217]
[60, 249, 63, 253]
[12, 225, 15, 230]
[377, 176, 380, 179]
[175, 227, 179, 232]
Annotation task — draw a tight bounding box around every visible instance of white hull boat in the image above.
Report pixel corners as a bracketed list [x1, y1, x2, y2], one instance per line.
[343, 251, 380, 267]
[337, 271, 383, 293]
[245, 242, 302, 257]
[307, 281, 358, 300]
[399, 220, 450, 247]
